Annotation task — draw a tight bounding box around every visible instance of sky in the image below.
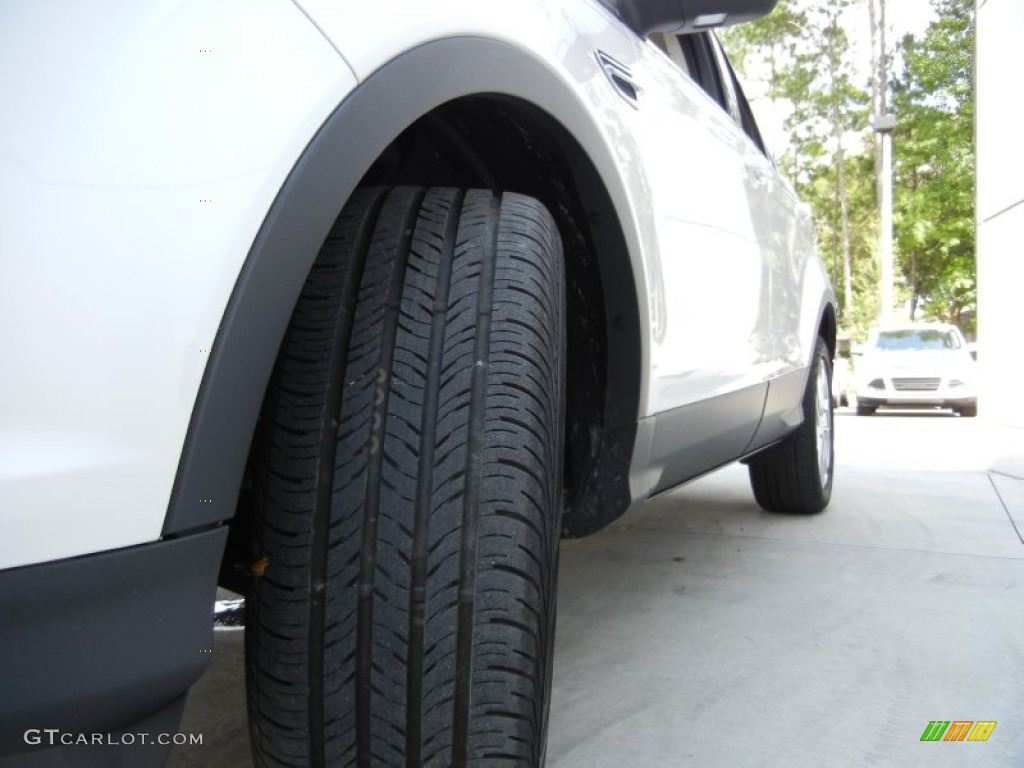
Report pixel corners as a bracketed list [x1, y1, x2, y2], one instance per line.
[884, 0, 939, 40]
[845, 0, 937, 80]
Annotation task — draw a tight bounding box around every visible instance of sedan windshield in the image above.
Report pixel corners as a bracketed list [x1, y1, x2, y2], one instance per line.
[875, 329, 959, 351]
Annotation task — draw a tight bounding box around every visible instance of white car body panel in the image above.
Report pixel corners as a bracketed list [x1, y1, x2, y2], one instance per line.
[1, 0, 829, 570]
[0, 0, 356, 569]
[630, 38, 778, 411]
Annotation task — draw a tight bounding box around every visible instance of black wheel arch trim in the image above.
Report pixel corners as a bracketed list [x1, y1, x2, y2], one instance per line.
[162, 36, 645, 535]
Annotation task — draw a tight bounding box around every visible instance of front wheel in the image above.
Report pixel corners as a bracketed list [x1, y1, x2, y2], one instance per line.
[246, 187, 565, 767]
[748, 338, 834, 514]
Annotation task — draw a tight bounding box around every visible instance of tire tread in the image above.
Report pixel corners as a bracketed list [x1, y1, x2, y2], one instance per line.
[247, 187, 564, 768]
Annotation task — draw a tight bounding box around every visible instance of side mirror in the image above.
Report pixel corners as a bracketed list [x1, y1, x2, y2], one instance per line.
[610, 0, 779, 36]
[967, 342, 978, 361]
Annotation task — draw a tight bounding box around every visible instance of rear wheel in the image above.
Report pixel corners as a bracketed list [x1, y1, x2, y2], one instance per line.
[246, 187, 565, 767]
[856, 402, 876, 416]
[958, 403, 978, 418]
[748, 338, 834, 514]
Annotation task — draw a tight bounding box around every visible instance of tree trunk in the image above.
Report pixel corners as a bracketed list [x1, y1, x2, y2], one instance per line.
[869, 0, 889, 206]
[827, 8, 854, 323]
[879, 0, 887, 117]
[869, 0, 882, 202]
[909, 252, 918, 319]
[836, 142, 853, 321]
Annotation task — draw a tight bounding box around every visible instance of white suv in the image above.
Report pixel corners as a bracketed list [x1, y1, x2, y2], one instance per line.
[0, 1, 836, 765]
[855, 324, 978, 416]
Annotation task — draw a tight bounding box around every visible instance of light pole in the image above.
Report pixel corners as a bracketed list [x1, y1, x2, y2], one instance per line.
[873, 113, 896, 325]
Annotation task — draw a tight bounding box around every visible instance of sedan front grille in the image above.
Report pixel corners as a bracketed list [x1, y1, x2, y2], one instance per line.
[891, 377, 941, 391]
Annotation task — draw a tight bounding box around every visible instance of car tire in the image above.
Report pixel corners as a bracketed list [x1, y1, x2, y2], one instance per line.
[246, 187, 565, 767]
[958, 403, 978, 418]
[748, 338, 834, 514]
[856, 402, 876, 416]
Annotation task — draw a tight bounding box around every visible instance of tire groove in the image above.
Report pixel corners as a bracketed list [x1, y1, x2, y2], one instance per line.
[355, 189, 425, 767]
[307, 190, 388, 768]
[452, 192, 500, 765]
[406, 190, 463, 766]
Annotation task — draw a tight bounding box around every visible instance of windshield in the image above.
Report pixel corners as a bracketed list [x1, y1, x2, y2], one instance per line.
[875, 329, 960, 351]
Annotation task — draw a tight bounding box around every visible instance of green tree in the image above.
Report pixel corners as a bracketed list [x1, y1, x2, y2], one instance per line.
[892, 0, 975, 329]
[725, 0, 872, 330]
[803, 153, 881, 333]
[719, 0, 805, 98]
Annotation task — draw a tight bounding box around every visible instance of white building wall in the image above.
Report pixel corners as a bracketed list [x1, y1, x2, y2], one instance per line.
[976, 0, 1024, 426]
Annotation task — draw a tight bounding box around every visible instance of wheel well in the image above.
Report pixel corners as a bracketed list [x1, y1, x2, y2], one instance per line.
[361, 96, 642, 536]
[221, 96, 642, 588]
[366, 95, 640, 516]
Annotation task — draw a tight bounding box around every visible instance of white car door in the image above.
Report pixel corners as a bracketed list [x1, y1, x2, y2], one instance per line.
[626, 32, 775, 415]
[608, 30, 789, 490]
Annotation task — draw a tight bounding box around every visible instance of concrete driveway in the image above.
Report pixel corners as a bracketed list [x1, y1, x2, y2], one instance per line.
[169, 410, 1024, 767]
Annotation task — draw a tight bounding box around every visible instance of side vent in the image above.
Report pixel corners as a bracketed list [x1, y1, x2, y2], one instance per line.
[596, 50, 641, 107]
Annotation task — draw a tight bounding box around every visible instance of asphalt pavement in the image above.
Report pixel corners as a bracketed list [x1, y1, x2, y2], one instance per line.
[169, 408, 1024, 768]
